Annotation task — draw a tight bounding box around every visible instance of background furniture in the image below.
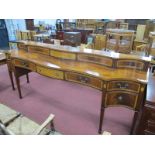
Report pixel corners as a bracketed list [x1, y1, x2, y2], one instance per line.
[16, 30, 37, 41]
[56, 31, 64, 40]
[148, 31, 155, 56]
[106, 28, 135, 53]
[25, 19, 34, 30]
[86, 34, 106, 50]
[125, 19, 148, 31]
[63, 32, 81, 46]
[33, 33, 50, 42]
[119, 23, 129, 29]
[0, 104, 57, 135]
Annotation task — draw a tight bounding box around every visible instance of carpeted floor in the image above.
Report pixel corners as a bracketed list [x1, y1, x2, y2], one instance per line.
[0, 65, 134, 135]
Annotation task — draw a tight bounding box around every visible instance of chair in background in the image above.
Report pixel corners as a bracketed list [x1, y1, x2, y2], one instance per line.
[135, 25, 146, 41]
[0, 104, 59, 135]
[133, 25, 148, 51]
[135, 43, 149, 55]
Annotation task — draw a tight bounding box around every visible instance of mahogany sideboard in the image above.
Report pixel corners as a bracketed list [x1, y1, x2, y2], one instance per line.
[7, 40, 151, 134]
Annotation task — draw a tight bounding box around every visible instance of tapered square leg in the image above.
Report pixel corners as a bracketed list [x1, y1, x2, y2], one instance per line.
[130, 111, 138, 135]
[8, 70, 15, 90]
[26, 73, 30, 83]
[98, 107, 105, 134]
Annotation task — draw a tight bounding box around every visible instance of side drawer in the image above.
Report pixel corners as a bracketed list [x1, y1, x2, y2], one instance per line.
[65, 72, 103, 90]
[36, 66, 64, 80]
[14, 59, 36, 71]
[116, 59, 145, 71]
[17, 43, 27, 50]
[77, 54, 113, 67]
[105, 91, 138, 109]
[50, 50, 76, 60]
[107, 80, 140, 92]
[28, 46, 50, 55]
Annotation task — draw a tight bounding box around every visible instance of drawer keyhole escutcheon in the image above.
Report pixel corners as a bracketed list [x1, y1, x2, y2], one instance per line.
[118, 95, 123, 101]
[116, 82, 129, 89]
[78, 76, 90, 83]
[21, 62, 29, 67]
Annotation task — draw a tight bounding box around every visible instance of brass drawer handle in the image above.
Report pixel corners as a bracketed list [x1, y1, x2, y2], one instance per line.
[77, 76, 90, 83]
[116, 82, 129, 89]
[21, 61, 29, 67]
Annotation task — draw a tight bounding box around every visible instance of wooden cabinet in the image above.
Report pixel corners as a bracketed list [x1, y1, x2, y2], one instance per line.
[106, 29, 134, 53]
[65, 72, 103, 90]
[63, 32, 81, 46]
[56, 31, 64, 40]
[25, 19, 34, 30]
[64, 29, 93, 44]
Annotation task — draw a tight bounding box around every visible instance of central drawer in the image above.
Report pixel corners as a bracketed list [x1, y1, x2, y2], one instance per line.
[107, 80, 140, 92]
[77, 54, 113, 67]
[65, 72, 102, 90]
[14, 59, 36, 71]
[105, 91, 138, 109]
[28, 46, 50, 55]
[50, 50, 76, 60]
[36, 66, 64, 80]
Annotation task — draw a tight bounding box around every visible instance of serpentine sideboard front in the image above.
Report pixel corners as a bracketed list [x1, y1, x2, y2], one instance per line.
[7, 40, 150, 134]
